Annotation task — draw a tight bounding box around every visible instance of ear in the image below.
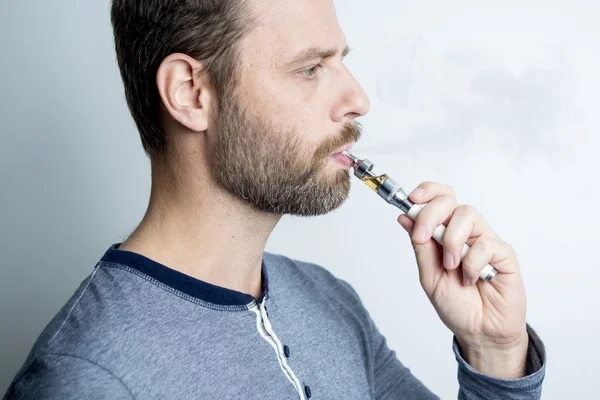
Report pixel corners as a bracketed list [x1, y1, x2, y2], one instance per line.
[156, 53, 214, 133]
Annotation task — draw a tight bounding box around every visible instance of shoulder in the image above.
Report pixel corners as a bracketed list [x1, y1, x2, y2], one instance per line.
[262, 251, 364, 306]
[26, 264, 160, 363]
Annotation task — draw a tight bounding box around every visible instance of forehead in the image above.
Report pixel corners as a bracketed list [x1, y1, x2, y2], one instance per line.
[242, 0, 346, 64]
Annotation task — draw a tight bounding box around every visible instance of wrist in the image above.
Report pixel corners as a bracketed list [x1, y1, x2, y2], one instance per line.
[456, 331, 529, 379]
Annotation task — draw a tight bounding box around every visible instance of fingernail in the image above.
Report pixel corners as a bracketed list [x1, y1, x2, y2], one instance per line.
[443, 252, 454, 269]
[410, 188, 425, 198]
[397, 219, 407, 231]
[413, 226, 427, 242]
[463, 276, 472, 287]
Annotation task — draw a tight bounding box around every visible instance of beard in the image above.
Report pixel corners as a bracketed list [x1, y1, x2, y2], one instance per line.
[211, 91, 362, 216]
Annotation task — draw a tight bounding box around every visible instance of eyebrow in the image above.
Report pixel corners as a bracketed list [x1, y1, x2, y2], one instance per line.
[285, 45, 351, 67]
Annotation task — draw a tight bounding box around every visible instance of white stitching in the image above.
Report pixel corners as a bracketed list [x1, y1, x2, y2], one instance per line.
[50, 263, 101, 342]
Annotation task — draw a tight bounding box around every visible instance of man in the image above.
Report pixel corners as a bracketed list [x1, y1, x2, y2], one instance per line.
[3, 0, 546, 398]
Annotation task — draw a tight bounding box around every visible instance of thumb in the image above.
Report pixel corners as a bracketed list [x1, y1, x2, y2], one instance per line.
[397, 214, 444, 295]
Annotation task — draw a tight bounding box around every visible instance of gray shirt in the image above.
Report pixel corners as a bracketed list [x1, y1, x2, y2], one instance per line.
[3, 243, 546, 399]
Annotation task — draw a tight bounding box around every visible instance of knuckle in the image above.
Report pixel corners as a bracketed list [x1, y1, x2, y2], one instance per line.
[418, 181, 435, 192]
[442, 195, 458, 211]
[421, 181, 438, 187]
[506, 242, 517, 258]
[441, 194, 455, 203]
[477, 236, 493, 252]
[417, 182, 456, 200]
[422, 181, 444, 191]
[456, 204, 475, 216]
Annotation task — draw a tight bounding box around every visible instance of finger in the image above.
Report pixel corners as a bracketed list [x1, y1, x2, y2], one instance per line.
[408, 181, 456, 204]
[397, 214, 413, 232]
[456, 204, 501, 243]
[442, 204, 493, 270]
[461, 236, 520, 286]
[397, 214, 444, 295]
[411, 194, 458, 245]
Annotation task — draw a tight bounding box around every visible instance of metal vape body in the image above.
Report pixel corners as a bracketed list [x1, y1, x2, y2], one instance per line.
[350, 158, 415, 214]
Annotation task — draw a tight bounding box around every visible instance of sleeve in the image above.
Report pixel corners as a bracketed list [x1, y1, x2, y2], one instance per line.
[337, 277, 546, 400]
[453, 324, 546, 400]
[3, 353, 133, 400]
[336, 278, 440, 399]
[369, 317, 441, 399]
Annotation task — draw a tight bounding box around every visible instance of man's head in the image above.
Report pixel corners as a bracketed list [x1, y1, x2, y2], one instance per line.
[110, 0, 370, 216]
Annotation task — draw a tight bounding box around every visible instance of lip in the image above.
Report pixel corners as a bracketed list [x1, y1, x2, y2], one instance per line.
[331, 152, 353, 168]
[331, 143, 354, 156]
[329, 143, 355, 169]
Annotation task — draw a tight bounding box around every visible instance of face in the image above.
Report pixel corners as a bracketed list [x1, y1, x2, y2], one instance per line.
[211, 0, 371, 216]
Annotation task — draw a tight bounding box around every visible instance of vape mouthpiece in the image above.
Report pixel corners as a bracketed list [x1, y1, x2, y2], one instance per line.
[341, 151, 358, 167]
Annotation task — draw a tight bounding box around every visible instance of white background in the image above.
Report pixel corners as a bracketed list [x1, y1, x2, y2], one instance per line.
[1, 0, 598, 397]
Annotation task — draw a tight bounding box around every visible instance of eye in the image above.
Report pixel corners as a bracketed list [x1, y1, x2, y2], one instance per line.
[301, 64, 323, 79]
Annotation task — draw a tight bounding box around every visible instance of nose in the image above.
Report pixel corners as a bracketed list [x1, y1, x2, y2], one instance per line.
[330, 65, 371, 122]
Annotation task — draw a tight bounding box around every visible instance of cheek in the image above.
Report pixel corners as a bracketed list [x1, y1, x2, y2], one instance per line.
[239, 72, 332, 147]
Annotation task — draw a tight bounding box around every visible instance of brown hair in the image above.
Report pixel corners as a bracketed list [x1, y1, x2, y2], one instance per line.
[110, 0, 254, 157]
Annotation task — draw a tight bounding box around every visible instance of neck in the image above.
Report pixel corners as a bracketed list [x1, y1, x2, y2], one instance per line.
[119, 151, 280, 299]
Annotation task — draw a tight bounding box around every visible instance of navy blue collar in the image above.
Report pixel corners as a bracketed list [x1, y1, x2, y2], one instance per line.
[100, 243, 269, 306]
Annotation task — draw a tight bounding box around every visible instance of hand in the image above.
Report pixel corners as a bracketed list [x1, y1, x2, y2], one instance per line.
[397, 182, 529, 378]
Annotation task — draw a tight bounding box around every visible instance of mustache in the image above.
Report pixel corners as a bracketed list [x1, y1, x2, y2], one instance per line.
[314, 122, 363, 161]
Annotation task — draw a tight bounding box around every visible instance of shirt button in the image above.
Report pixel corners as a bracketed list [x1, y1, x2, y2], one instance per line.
[283, 345, 290, 358]
[304, 384, 312, 398]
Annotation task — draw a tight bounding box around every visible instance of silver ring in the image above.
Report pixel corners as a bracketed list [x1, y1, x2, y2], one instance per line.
[483, 267, 498, 282]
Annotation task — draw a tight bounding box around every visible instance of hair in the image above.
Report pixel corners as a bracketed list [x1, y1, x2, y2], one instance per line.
[110, 0, 254, 157]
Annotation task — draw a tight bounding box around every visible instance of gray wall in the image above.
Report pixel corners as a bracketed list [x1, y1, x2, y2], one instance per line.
[2, 0, 598, 398]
